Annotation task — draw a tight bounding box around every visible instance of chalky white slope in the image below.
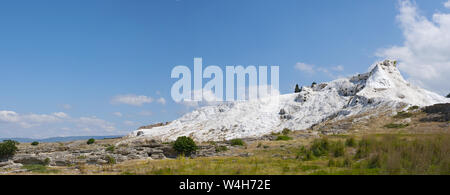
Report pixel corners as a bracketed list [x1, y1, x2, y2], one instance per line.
[130, 60, 448, 142]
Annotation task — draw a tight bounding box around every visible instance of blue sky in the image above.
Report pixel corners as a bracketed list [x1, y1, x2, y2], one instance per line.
[1, 0, 449, 138]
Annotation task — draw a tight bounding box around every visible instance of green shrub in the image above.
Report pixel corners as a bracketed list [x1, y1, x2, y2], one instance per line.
[295, 84, 301, 93]
[384, 123, 409, 129]
[343, 156, 353, 167]
[257, 142, 262, 148]
[276, 135, 292, 141]
[328, 159, 337, 167]
[0, 140, 19, 159]
[367, 154, 382, 169]
[310, 138, 330, 157]
[173, 136, 198, 156]
[332, 141, 345, 157]
[281, 128, 291, 135]
[106, 145, 115, 152]
[355, 137, 374, 159]
[393, 111, 413, 119]
[31, 141, 39, 146]
[106, 155, 116, 164]
[44, 158, 51, 166]
[230, 139, 245, 146]
[22, 164, 59, 174]
[345, 137, 356, 147]
[304, 150, 315, 161]
[87, 138, 95, 145]
[215, 145, 228, 152]
[408, 106, 419, 111]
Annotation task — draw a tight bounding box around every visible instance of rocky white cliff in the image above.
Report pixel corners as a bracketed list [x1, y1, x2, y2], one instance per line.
[129, 60, 449, 142]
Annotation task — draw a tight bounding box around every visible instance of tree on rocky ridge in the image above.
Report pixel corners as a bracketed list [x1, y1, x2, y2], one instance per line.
[295, 84, 301, 93]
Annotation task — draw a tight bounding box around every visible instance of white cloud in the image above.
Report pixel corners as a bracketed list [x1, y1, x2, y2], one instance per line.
[53, 112, 69, 118]
[0, 111, 20, 123]
[376, 0, 450, 94]
[331, 65, 344, 72]
[0, 109, 118, 136]
[76, 116, 116, 132]
[123, 120, 139, 126]
[156, 97, 166, 105]
[139, 110, 153, 116]
[62, 104, 72, 110]
[0, 111, 70, 128]
[445, 0, 450, 8]
[111, 94, 153, 106]
[113, 112, 123, 117]
[294, 62, 315, 73]
[295, 62, 345, 79]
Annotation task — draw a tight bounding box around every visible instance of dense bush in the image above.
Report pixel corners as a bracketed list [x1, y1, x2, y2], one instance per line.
[31, 141, 39, 146]
[173, 136, 198, 156]
[393, 111, 413, 119]
[230, 139, 245, 146]
[310, 138, 330, 157]
[215, 145, 228, 152]
[295, 84, 301, 93]
[276, 135, 292, 141]
[281, 128, 291, 135]
[106, 155, 116, 164]
[345, 137, 356, 147]
[408, 105, 420, 111]
[384, 123, 409, 129]
[0, 140, 19, 159]
[87, 138, 95, 145]
[332, 141, 345, 157]
[106, 145, 115, 152]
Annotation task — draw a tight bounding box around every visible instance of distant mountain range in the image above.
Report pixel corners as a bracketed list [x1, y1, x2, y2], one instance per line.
[0, 135, 123, 143]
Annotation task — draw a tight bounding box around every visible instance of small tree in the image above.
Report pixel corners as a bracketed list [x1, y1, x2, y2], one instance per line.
[87, 138, 95, 145]
[0, 140, 19, 159]
[230, 139, 245, 146]
[311, 82, 317, 88]
[295, 84, 301, 93]
[173, 136, 198, 156]
[447, 93, 450, 98]
[31, 141, 39, 146]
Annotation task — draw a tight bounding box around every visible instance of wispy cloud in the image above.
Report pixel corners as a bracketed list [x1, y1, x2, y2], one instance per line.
[156, 97, 166, 105]
[295, 62, 344, 78]
[113, 112, 123, 117]
[376, 0, 450, 94]
[445, 0, 450, 8]
[0, 110, 118, 136]
[111, 94, 153, 106]
[294, 62, 315, 73]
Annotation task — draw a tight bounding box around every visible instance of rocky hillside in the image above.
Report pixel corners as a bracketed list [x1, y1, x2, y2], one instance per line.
[129, 60, 449, 142]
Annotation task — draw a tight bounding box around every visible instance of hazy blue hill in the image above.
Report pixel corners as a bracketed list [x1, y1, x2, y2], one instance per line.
[0, 135, 123, 143]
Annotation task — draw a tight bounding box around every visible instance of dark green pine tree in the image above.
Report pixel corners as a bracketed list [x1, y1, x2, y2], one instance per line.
[447, 93, 450, 98]
[295, 84, 301, 93]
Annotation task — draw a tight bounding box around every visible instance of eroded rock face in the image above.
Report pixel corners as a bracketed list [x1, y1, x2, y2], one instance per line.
[421, 103, 450, 122]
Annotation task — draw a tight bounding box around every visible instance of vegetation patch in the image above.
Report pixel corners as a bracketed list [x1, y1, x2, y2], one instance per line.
[230, 139, 245, 146]
[393, 111, 413, 119]
[281, 128, 291, 135]
[87, 138, 95, 145]
[173, 136, 198, 156]
[215, 145, 228, 152]
[384, 123, 409, 129]
[0, 140, 19, 159]
[276, 135, 292, 141]
[106, 145, 115, 152]
[22, 164, 59, 174]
